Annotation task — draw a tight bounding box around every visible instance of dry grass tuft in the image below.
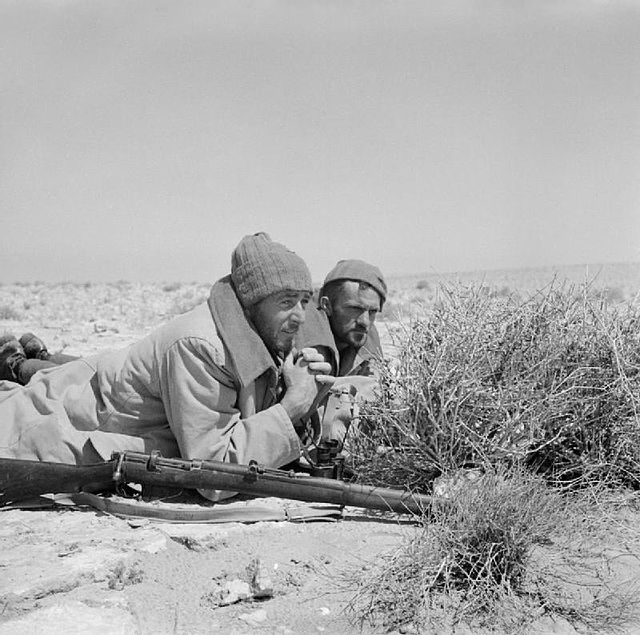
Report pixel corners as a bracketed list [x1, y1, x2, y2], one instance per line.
[348, 470, 640, 633]
[0, 304, 23, 320]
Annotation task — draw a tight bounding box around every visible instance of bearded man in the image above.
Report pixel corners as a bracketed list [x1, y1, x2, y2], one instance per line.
[0, 233, 333, 500]
[297, 259, 387, 445]
[318, 259, 386, 376]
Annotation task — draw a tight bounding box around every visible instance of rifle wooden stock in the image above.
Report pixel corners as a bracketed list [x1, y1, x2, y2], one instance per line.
[0, 458, 116, 506]
[0, 451, 434, 515]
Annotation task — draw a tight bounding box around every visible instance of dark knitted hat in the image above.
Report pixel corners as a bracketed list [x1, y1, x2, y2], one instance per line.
[231, 232, 313, 307]
[322, 259, 387, 303]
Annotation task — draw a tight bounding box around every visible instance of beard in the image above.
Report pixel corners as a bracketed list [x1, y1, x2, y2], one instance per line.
[272, 330, 297, 357]
[342, 328, 368, 350]
[249, 311, 297, 358]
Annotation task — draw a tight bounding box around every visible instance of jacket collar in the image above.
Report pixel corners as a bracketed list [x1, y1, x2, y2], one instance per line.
[341, 324, 383, 376]
[356, 324, 382, 362]
[208, 276, 278, 388]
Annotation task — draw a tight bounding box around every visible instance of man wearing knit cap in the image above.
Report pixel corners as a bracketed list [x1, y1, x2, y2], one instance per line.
[0, 233, 334, 500]
[319, 259, 386, 376]
[296, 259, 387, 445]
[299, 259, 386, 377]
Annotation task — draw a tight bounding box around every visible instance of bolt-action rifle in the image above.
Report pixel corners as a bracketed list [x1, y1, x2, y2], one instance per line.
[0, 450, 433, 515]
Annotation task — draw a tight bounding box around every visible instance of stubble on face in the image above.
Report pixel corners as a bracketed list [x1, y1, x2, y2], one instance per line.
[323, 281, 381, 351]
[249, 290, 310, 358]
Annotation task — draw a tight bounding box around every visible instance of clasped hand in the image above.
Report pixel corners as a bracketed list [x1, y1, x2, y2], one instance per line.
[279, 348, 335, 421]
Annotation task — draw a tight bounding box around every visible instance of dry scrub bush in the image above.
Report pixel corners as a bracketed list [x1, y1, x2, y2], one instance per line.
[0, 282, 212, 330]
[346, 282, 640, 632]
[351, 282, 640, 491]
[165, 286, 210, 317]
[0, 304, 23, 320]
[348, 471, 639, 633]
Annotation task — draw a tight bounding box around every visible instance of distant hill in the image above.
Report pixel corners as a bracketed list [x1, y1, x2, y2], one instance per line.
[387, 262, 640, 302]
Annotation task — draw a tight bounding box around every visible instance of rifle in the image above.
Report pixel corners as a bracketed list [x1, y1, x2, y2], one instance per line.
[0, 451, 434, 515]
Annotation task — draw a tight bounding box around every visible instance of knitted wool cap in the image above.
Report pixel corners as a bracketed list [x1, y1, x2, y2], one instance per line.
[231, 232, 313, 307]
[322, 259, 387, 303]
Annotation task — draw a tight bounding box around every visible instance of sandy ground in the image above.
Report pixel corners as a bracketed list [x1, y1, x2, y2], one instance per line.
[2, 493, 640, 635]
[1, 280, 640, 634]
[0, 499, 420, 635]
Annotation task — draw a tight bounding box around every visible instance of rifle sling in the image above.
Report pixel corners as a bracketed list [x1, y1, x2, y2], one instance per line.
[71, 492, 343, 524]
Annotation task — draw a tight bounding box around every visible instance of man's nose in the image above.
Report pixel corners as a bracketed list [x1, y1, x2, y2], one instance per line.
[290, 302, 306, 324]
[356, 311, 370, 328]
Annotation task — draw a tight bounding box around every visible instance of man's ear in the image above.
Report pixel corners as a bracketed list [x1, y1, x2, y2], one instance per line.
[320, 296, 332, 316]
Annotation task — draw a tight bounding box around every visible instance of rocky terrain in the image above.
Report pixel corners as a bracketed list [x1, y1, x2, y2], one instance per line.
[1, 497, 422, 635]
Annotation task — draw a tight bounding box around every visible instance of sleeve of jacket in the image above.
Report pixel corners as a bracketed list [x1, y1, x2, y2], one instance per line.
[159, 338, 301, 472]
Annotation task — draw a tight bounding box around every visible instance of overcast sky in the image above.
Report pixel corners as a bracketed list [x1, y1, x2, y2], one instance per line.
[1, 0, 639, 282]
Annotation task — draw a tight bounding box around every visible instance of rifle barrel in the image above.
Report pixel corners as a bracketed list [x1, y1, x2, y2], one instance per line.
[120, 452, 432, 515]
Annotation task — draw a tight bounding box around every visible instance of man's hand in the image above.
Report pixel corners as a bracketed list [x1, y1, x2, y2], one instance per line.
[279, 348, 335, 421]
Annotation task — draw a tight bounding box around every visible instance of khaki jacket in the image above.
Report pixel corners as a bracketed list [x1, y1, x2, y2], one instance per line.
[0, 277, 301, 498]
